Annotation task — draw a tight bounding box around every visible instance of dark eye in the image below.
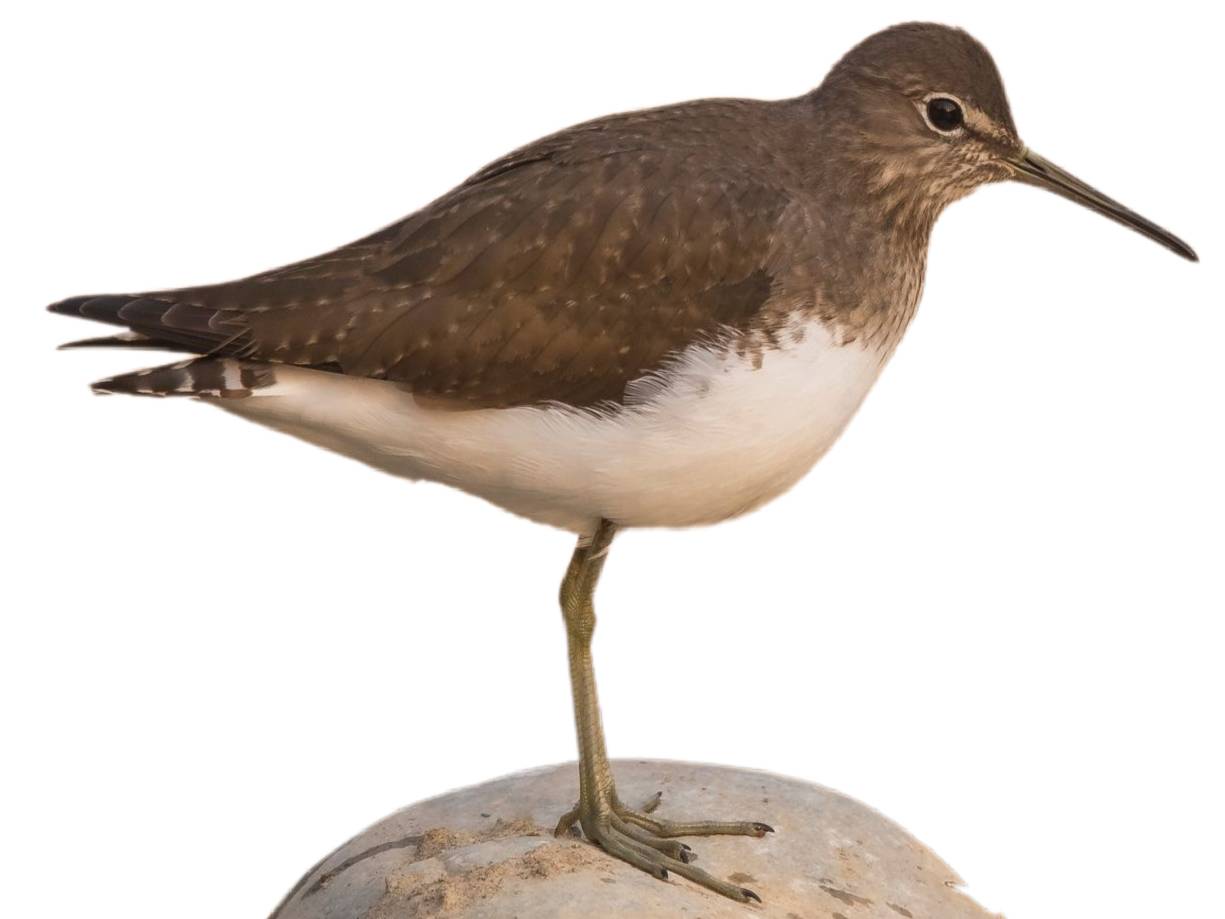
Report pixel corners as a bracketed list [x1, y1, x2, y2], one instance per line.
[926, 96, 964, 132]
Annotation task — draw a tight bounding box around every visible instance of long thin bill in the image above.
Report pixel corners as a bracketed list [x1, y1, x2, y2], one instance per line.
[1010, 149, 1197, 262]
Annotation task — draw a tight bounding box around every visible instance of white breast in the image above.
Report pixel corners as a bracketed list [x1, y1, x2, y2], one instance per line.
[220, 318, 889, 533]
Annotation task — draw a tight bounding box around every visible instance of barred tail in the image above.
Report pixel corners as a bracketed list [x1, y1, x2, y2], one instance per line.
[92, 357, 275, 399]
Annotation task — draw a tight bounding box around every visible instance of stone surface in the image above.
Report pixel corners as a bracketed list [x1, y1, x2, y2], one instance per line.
[270, 760, 1001, 918]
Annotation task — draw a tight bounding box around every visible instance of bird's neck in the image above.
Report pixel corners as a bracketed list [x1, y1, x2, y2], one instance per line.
[806, 158, 938, 353]
[770, 95, 940, 351]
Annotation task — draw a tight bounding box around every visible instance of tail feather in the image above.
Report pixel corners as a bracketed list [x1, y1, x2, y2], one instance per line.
[58, 331, 198, 353]
[92, 357, 275, 399]
[48, 293, 250, 355]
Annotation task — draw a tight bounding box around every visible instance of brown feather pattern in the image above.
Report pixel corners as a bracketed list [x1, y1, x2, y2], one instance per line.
[50, 100, 819, 408]
[51, 24, 1036, 408]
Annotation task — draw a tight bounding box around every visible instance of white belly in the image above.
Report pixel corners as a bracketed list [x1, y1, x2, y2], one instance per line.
[219, 319, 888, 532]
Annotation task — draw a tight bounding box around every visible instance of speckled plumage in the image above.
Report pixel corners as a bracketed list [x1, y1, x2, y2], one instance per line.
[50, 25, 1026, 412]
[52, 102, 809, 408]
[50, 19, 1196, 534]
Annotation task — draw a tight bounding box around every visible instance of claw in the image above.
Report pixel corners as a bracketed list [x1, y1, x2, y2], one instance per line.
[553, 802, 581, 837]
[559, 784, 770, 902]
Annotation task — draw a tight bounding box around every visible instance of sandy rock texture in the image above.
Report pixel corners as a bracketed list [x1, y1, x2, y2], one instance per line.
[270, 760, 1001, 919]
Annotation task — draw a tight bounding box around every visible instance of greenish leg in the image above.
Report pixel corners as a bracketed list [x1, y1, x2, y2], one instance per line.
[551, 520, 773, 903]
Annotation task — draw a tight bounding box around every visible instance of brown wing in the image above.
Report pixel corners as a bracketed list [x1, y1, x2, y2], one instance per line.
[50, 99, 810, 408]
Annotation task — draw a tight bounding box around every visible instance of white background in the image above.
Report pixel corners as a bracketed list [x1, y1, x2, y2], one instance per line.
[3, 2, 1221, 918]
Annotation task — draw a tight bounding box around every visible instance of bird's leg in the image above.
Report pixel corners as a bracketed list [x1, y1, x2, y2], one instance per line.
[552, 520, 771, 903]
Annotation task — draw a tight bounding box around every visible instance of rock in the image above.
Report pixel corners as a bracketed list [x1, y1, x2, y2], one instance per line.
[270, 760, 1000, 918]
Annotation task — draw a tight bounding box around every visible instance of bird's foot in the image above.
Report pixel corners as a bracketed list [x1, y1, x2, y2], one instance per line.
[554, 788, 772, 902]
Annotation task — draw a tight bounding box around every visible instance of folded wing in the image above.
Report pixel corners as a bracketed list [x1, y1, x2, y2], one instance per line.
[50, 100, 810, 409]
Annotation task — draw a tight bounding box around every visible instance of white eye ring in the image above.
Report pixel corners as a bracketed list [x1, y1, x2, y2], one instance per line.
[920, 92, 967, 135]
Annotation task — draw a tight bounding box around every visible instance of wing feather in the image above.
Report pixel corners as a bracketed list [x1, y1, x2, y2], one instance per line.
[50, 98, 812, 408]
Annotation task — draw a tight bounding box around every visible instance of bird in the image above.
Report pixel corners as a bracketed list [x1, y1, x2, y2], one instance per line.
[49, 22, 1196, 904]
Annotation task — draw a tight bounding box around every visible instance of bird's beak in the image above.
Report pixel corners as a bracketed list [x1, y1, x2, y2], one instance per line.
[1008, 148, 1198, 262]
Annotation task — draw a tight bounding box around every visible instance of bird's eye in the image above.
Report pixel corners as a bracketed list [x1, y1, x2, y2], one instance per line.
[926, 96, 964, 133]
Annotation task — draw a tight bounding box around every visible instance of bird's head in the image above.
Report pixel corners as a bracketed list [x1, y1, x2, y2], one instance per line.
[813, 22, 1196, 260]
